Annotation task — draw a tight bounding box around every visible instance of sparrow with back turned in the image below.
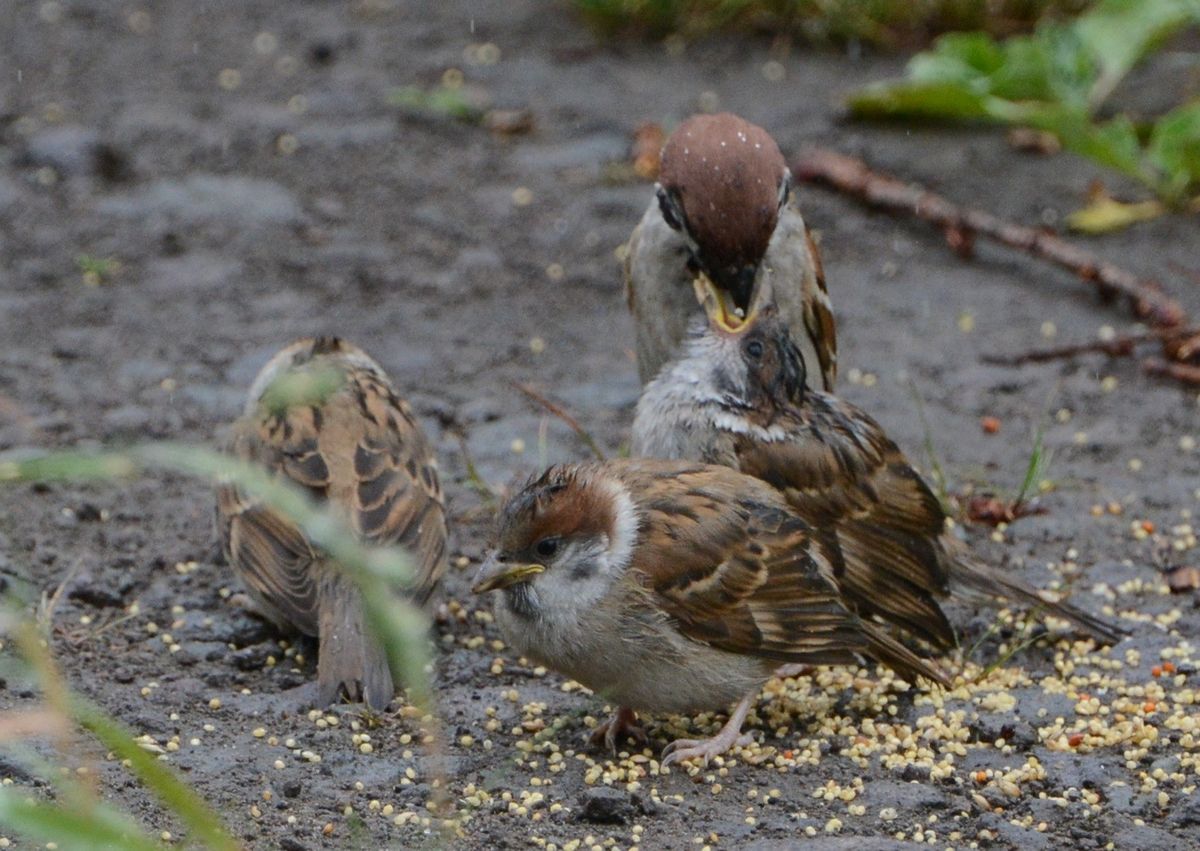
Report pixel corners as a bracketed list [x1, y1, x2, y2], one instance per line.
[216, 337, 448, 710]
[632, 279, 1123, 650]
[472, 459, 948, 765]
[624, 112, 837, 390]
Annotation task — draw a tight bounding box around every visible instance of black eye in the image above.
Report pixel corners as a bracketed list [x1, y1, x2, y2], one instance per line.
[534, 537, 560, 559]
[657, 187, 682, 231]
[745, 340, 765, 360]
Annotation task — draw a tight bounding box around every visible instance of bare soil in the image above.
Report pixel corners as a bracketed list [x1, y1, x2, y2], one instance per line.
[1, 2, 1198, 850]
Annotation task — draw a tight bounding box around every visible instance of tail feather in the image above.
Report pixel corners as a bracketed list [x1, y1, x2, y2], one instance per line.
[862, 622, 951, 688]
[949, 555, 1126, 645]
[317, 575, 394, 711]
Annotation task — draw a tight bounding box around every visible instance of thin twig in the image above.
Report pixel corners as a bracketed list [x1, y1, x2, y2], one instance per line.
[453, 433, 498, 507]
[509, 380, 606, 461]
[1143, 358, 1200, 386]
[983, 327, 1200, 366]
[982, 337, 1144, 365]
[794, 147, 1188, 328]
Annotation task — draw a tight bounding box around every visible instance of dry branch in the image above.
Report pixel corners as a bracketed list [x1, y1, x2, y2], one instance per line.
[794, 148, 1188, 329]
[1143, 358, 1200, 386]
[981, 327, 1200, 366]
[509, 380, 606, 461]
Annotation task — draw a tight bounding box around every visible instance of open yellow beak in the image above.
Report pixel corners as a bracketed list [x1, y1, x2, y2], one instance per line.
[471, 556, 546, 593]
[693, 272, 755, 334]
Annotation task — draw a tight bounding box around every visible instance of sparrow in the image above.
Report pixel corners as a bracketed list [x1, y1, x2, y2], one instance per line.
[631, 278, 1123, 650]
[216, 336, 448, 710]
[472, 458, 947, 765]
[623, 112, 837, 390]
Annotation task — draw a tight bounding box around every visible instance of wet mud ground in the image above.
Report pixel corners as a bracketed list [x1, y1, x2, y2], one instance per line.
[1, 1, 1199, 849]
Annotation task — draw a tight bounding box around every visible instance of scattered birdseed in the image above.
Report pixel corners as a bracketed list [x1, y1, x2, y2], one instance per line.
[217, 68, 242, 91]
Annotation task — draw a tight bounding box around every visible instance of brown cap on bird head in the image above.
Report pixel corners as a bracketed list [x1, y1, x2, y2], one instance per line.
[657, 113, 788, 311]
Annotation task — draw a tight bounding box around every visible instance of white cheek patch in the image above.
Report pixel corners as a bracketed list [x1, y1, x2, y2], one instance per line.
[598, 478, 639, 575]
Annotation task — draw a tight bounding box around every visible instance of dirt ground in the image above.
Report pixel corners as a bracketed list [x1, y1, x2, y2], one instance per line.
[1, 2, 1199, 849]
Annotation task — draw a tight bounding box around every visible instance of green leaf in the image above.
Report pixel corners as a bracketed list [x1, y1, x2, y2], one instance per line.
[1066, 196, 1165, 233]
[986, 36, 1057, 102]
[1016, 106, 1149, 183]
[1075, 0, 1200, 106]
[848, 81, 993, 120]
[1040, 25, 1098, 108]
[1147, 100, 1200, 202]
[908, 32, 1006, 85]
[387, 85, 482, 122]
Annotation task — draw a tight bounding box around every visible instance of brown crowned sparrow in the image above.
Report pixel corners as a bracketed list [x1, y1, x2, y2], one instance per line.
[632, 279, 1122, 648]
[216, 337, 448, 709]
[624, 112, 836, 390]
[472, 459, 946, 765]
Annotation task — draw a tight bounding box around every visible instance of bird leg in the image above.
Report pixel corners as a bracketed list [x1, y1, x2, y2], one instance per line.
[661, 692, 756, 767]
[589, 706, 649, 753]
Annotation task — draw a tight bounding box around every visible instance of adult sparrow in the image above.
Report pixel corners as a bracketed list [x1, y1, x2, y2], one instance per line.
[472, 459, 947, 765]
[632, 279, 1122, 649]
[624, 112, 836, 389]
[216, 337, 448, 710]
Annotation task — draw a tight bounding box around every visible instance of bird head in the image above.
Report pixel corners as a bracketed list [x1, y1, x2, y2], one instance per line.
[472, 465, 639, 619]
[656, 113, 789, 324]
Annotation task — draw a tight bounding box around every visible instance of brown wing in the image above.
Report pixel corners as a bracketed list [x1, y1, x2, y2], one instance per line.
[336, 370, 448, 605]
[216, 416, 324, 636]
[803, 230, 838, 393]
[616, 463, 905, 669]
[218, 363, 447, 623]
[734, 393, 957, 649]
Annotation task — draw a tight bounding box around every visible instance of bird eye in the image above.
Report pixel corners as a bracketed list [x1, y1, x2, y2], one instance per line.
[656, 187, 682, 232]
[744, 340, 765, 360]
[534, 537, 560, 559]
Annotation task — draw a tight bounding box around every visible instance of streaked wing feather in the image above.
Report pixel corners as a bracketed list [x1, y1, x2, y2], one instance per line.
[734, 396, 957, 649]
[625, 467, 875, 665]
[803, 230, 838, 392]
[342, 378, 448, 605]
[217, 481, 321, 635]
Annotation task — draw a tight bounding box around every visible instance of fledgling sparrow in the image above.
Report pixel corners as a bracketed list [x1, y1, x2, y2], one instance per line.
[216, 337, 448, 710]
[624, 112, 836, 389]
[472, 459, 947, 765]
[632, 279, 1123, 649]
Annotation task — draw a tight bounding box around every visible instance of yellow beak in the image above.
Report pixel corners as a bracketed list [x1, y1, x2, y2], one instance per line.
[471, 556, 546, 593]
[693, 272, 755, 334]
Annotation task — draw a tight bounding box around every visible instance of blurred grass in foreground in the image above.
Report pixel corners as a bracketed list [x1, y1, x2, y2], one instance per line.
[572, 0, 1088, 47]
[0, 442, 440, 849]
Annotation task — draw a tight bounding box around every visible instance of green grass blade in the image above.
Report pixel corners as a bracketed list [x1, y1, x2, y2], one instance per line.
[905, 380, 952, 513]
[0, 790, 164, 851]
[1014, 419, 1052, 507]
[72, 697, 240, 851]
[1, 442, 435, 715]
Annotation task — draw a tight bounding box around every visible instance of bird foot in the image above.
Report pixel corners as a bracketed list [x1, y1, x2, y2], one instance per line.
[588, 707, 648, 753]
[661, 692, 757, 767]
[661, 730, 755, 767]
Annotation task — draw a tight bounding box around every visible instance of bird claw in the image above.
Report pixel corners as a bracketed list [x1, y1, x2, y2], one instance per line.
[588, 707, 648, 754]
[661, 731, 755, 767]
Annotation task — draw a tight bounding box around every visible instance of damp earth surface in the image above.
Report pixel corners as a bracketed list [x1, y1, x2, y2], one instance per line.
[1, 2, 1198, 849]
